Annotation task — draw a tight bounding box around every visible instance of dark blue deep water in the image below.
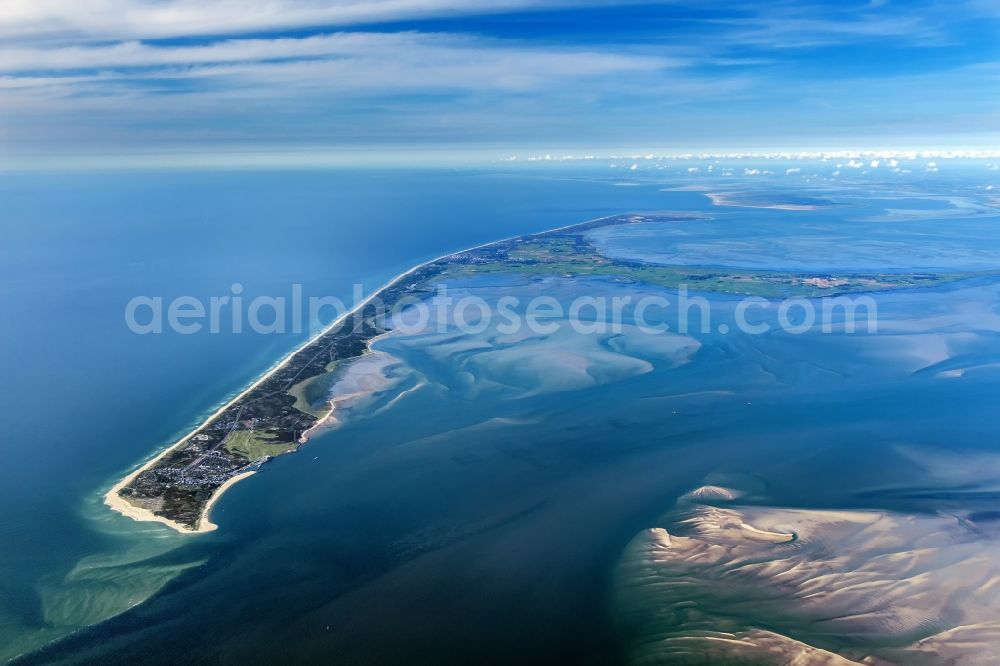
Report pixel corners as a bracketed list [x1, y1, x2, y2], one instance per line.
[0, 169, 708, 662]
[3, 165, 1000, 664]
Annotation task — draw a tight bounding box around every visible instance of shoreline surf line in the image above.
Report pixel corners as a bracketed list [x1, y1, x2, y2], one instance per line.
[105, 214, 622, 533]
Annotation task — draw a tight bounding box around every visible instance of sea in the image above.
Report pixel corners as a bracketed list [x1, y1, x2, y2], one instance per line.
[2, 162, 999, 663]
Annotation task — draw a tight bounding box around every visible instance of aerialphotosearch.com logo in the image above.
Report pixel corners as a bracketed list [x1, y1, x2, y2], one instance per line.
[124, 283, 878, 338]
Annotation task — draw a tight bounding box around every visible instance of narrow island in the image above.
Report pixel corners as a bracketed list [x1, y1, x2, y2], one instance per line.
[107, 213, 982, 532]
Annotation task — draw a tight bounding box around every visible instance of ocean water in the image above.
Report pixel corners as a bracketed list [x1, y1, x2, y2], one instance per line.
[3, 165, 1000, 663]
[586, 199, 1000, 272]
[0, 168, 703, 661]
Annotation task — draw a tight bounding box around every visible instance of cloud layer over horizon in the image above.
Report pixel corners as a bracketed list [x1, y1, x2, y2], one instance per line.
[1, 0, 998, 161]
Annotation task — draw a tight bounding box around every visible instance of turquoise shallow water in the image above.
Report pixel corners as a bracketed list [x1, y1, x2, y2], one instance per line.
[0, 168, 704, 661]
[3, 165, 1000, 663]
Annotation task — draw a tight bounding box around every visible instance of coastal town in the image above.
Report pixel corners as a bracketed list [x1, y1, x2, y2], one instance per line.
[108, 213, 972, 531]
[110, 261, 442, 530]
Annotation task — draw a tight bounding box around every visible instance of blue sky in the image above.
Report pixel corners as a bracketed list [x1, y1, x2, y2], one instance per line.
[1, 0, 998, 164]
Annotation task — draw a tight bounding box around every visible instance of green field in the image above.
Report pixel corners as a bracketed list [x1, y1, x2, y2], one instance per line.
[445, 235, 970, 298]
[224, 429, 297, 461]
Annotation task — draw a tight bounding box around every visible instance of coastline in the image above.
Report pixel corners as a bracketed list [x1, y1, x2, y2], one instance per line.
[104, 218, 617, 533]
[196, 472, 257, 533]
[103, 264, 422, 533]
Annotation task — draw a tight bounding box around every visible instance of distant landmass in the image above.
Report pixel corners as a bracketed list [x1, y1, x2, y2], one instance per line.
[107, 213, 984, 532]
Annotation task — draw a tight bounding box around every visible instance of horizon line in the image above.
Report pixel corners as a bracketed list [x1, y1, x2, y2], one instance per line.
[4, 146, 1000, 172]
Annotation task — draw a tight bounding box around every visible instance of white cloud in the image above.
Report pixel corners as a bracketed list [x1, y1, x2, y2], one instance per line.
[1, 1, 996, 157]
[0, 0, 960, 51]
[0, 34, 367, 72]
[0, 31, 671, 96]
[0, 0, 612, 41]
[713, 11, 944, 49]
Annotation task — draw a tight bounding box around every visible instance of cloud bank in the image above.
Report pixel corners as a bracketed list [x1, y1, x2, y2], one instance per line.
[0, 0, 997, 162]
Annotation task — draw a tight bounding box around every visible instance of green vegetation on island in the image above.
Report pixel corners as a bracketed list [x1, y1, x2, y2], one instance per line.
[444, 221, 978, 298]
[110, 212, 988, 532]
[224, 429, 297, 460]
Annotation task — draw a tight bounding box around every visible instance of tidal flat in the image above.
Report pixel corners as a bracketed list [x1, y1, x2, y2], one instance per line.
[7, 166, 1000, 663]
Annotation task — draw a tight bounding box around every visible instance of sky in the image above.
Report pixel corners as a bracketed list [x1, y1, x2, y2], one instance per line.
[1, 0, 999, 166]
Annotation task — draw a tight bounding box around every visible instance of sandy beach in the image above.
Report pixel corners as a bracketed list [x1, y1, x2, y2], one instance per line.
[103, 274, 407, 532]
[196, 472, 257, 532]
[104, 219, 619, 533]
